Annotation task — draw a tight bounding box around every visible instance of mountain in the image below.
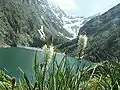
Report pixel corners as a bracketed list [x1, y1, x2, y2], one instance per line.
[61, 16, 89, 39]
[58, 3, 120, 60]
[0, 0, 87, 47]
[78, 3, 120, 60]
[49, 3, 89, 39]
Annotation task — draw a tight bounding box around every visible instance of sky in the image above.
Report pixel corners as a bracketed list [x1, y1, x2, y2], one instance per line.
[50, 0, 120, 17]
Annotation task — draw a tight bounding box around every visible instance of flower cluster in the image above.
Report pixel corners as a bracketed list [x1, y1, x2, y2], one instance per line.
[78, 35, 88, 49]
[42, 44, 54, 64]
[77, 34, 88, 58]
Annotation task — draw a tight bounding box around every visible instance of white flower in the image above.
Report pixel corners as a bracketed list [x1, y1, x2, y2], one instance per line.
[78, 35, 88, 49]
[82, 35, 88, 48]
[77, 34, 88, 58]
[42, 44, 54, 64]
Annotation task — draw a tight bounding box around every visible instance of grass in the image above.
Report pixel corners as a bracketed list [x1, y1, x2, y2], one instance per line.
[0, 50, 120, 90]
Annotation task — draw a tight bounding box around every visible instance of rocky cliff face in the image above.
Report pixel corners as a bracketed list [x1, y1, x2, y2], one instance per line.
[78, 3, 120, 60]
[49, 3, 89, 40]
[58, 3, 120, 60]
[0, 0, 86, 47]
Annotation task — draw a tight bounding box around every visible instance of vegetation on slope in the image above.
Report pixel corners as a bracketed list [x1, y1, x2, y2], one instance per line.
[0, 0, 72, 47]
[0, 54, 120, 90]
[0, 41, 120, 90]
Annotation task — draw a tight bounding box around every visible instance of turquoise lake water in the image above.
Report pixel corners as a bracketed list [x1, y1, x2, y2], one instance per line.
[0, 47, 92, 82]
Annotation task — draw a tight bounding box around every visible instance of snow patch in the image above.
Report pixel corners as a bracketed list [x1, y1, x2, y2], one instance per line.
[38, 25, 45, 40]
[51, 9, 60, 19]
[41, 16, 44, 20]
[62, 16, 85, 38]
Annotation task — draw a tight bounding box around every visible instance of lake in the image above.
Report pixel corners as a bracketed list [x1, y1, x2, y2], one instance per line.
[0, 47, 92, 82]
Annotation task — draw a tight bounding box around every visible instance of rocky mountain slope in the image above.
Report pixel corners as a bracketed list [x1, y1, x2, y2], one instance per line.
[79, 3, 120, 60]
[49, 3, 89, 39]
[0, 0, 86, 47]
[58, 3, 120, 60]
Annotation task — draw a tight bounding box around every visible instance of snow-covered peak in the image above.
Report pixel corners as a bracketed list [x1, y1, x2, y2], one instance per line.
[62, 16, 89, 39]
[37, 0, 90, 41]
[48, 2, 90, 40]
